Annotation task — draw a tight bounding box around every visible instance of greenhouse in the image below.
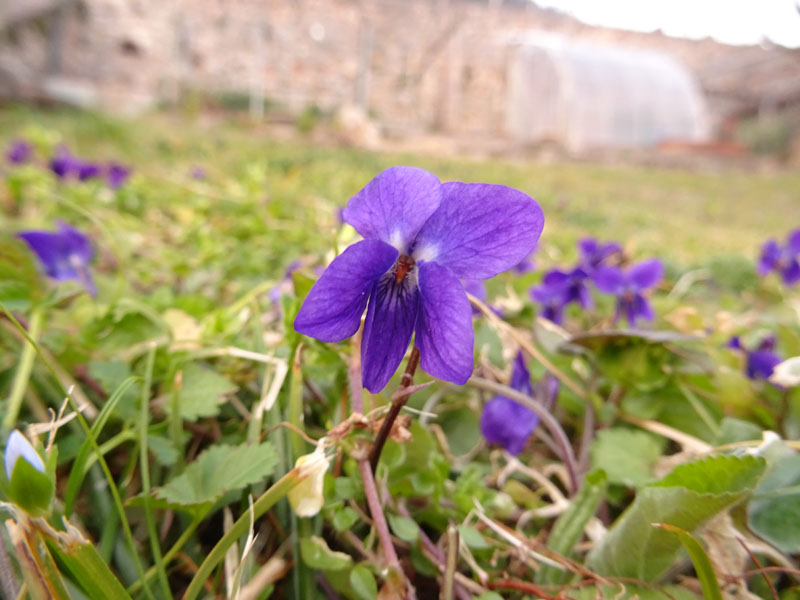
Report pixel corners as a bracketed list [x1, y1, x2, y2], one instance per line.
[506, 34, 711, 152]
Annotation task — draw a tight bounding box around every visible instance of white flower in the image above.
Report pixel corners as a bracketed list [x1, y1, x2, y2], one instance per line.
[4, 430, 45, 479]
[288, 444, 330, 517]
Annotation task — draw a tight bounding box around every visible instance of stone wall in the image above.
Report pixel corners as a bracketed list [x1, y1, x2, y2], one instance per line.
[3, 0, 799, 142]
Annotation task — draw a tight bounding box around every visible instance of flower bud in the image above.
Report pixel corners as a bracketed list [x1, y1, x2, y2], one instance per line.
[288, 445, 329, 517]
[4, 430, 54, 516]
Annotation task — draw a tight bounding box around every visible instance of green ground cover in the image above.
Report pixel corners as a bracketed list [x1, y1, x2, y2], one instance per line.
[1, 106, 800, 599]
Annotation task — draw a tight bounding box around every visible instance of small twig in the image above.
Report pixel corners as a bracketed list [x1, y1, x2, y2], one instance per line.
[368, 346, 420, 472]
[577, 403, 595, 477]
[468, 294, 587, 401]
[737, 538, 779, 600]
[467, 376, 580, 494]
[357, 459, 401, 570]
[349, 330, 364, 414]
[487, 578, 558, 599]
[441, 525, 458, 600]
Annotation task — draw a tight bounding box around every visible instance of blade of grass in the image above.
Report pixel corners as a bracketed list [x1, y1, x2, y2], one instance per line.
[181, 468, 305, 600]
[63, 377, 139, 516]
[138, 346, 172, 599]
[653, 523, 723, 600]
[3, 304, 44, 432]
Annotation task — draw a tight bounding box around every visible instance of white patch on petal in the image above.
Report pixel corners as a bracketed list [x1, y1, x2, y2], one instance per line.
[389, 230, 405, 252]
[4, 430, 45, 478]
[413, 244, 438, 263]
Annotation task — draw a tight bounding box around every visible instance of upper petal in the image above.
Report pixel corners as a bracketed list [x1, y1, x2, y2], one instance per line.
[412, 182, 544, 279]
[758, 240, 780, 274]
[592, 266, 626, 295]
[342, 167, 442, 251]
[628, 259, 664, 291]
[480, 396, 537, 455]
[509, 352, 533, 397]
[294, 239, 398, 342]
[786, 229, 800, 255]
[415, 261, 474, 385]
[361, 272, 420, 393]
[18, 230, 77, 280]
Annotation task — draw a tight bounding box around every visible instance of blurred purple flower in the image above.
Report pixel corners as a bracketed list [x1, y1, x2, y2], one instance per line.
[530, 274, 567, 325]
[729, 335, 782, 381]
[190, 166, 206, 180]
[17, 221, 96, 296]
[579, 237, 621, 272]
[514, 246, 538, 274]
[481, 352, 558, 455]
[77, 161, 101, 181]
[294, 166, 543, 392]
[758, 230, 800, 285]
[49, 147, 79, 179]
[107, 162, 131, 190]
[6, 139, 33, 165]
[270, 260, 302, 306]
[592, 259, 663, 326]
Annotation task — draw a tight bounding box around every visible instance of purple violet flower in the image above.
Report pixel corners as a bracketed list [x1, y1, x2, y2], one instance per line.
[6, 139, 33, 165]
[190, 166, 206, 180]
[294, 166, 543, 392]
[106, 162, 131, 190]
[480, 352, 558, 455]
[530, 274, 567, 325]
[17, 222, 97, 296]
[592, 259, 663, 326]
[758, 230, 800, 285]
[77, 161, 102, 181]
[579, 237, 621, 272]
[49, 147, 79, 180]
[728, 335, 782, 381]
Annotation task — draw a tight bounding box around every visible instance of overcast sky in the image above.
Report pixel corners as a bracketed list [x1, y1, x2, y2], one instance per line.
[533, 0, 800, 47]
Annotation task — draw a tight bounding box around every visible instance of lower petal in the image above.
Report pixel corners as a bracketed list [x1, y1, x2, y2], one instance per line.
[361, 272, 420, 393]
[415, 262, 474, 385]
[295, 239, 398, 342]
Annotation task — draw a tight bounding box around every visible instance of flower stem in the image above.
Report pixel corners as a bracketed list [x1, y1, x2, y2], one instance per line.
[466, 376, 580, 495]
[368, 346, 420, 472]
[3, 305, 44, 432]
[357, 459, 400, 569]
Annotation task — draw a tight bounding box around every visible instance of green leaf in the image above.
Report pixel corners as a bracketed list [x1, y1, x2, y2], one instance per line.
[173, 362, 237, 421]
[330, 506, 359, 532]
[0, 237, 43, 310]
[654, 523, 723, 600]
[155, 442, 277, 506]
[45, 525, 133, 600]
[299, 536, 353, 571]
[457, 525, 490, 550]
[538, 469, 607, 585]
[587, 455, 765, 581]
[590, 428, 664, 487]
[387, 514, 419, 543]
[147, 434, 179, 467]
[7, 456, 54, 517]
[748, 453, 800, 553]
[349, 565, 378, 600]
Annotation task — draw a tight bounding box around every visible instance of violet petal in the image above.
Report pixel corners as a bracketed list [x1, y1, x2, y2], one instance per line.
[412, 182, 543, 280]
[415, 261, 474, 385]
[294, 239, 397, 343]
[592, 266, 626, 294]
[629, 259, 664, 292]
[480, 396, 537, 455]
[361, 272, 420, 393]
[343, 166, 441, 251]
